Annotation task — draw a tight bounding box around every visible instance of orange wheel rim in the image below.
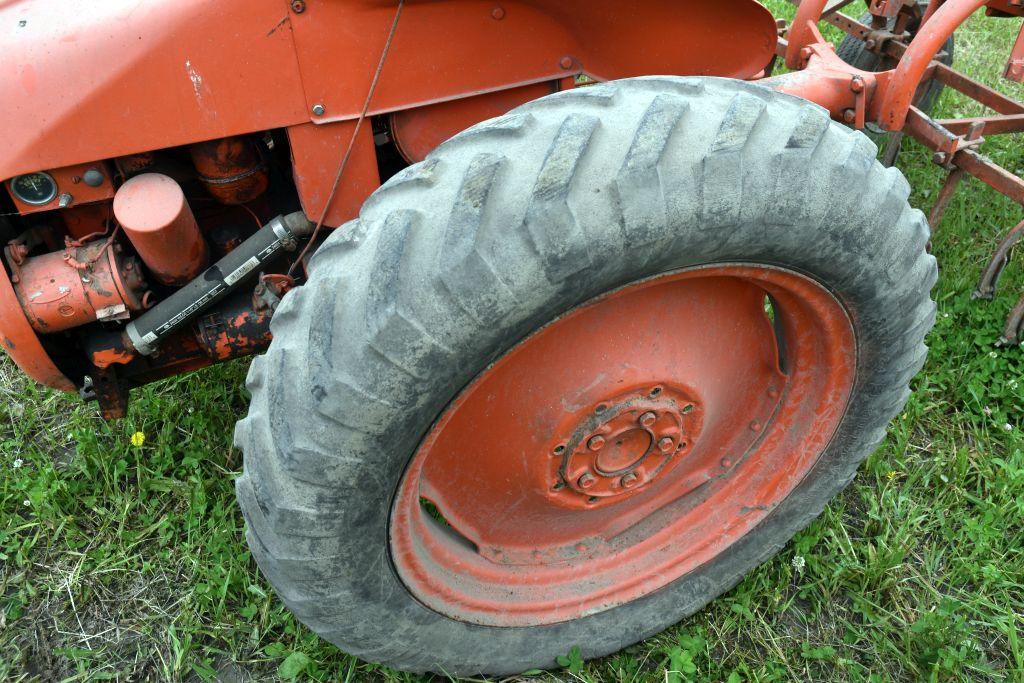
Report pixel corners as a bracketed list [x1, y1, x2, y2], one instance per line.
[390, 265, 856, 627]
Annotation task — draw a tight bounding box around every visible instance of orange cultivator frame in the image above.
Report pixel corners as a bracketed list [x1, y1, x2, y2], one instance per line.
[776, 0, 1024, 343]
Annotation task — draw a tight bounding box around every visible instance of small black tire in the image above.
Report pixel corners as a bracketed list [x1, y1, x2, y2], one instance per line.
[234, 76, 936, 676]
[836, 4, 954, 117]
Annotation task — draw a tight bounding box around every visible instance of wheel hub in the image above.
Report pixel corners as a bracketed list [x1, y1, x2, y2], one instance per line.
[551, 386, 701, 507]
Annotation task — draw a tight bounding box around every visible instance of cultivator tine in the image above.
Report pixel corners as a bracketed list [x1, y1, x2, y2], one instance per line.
[927, 166, 966, 230]
[1001, 295, 1024, 346]
[975, 218, 1024, 301]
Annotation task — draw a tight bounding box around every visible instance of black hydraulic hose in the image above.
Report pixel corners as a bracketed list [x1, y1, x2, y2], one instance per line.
[124, 212, 314, 356]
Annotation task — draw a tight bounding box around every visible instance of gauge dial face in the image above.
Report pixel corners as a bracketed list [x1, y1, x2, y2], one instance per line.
[11, 172, 58, 205]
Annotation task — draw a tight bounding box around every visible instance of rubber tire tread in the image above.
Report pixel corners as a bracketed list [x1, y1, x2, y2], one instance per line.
[235, 76, 937, 676]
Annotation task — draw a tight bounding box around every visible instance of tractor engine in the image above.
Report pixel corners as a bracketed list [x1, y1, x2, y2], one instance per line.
[0, 134, 312, 418]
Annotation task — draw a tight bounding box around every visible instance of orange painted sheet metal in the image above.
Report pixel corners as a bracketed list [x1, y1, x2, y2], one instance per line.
[289, 0, 779, 124]
[0, 0, 308, 183]
[391, 82, 559, 163]
[0, 266, 75, 392]
[1, 0, 774, 188]
[5, 163, 116, 215]
[287, 121, 381, 228]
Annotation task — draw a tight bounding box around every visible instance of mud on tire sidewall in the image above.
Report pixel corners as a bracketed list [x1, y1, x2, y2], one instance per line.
[234, 76, 936, 676]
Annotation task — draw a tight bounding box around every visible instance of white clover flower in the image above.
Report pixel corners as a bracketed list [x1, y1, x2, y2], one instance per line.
[791, 555, 806, 572]
[1004, 423, 1013, 432]
[984, 406, 993, 416]
[989, 351, 999, 359]
[12, 459, 23, 468]
[22, 499, 30, 507]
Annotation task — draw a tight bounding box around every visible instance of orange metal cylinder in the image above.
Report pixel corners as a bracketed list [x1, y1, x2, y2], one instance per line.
[113, 173, 209, 286]
[189, 136, 268, 205]
[11, 241, 148, 333]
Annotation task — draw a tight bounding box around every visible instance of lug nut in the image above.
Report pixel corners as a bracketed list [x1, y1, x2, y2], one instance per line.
[578, 473, 596, 489]
[587, 435, 605, 451]
[639, 411, 657, 427]
[621, 473, 639, 488]
[658, 437, 674, 452]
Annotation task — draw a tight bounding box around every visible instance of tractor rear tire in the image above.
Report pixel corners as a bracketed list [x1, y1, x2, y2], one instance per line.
[234, 77, 936, 676]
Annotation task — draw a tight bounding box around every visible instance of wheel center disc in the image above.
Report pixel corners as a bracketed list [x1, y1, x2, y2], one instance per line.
[595, 428, 650, 474]
[552, 386, 702, 507]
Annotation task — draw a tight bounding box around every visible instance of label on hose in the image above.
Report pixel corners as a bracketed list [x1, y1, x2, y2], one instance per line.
[224, 256, 261, 286]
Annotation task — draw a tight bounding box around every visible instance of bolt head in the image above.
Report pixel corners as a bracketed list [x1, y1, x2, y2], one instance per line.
[311, 103, 326, 116]
[639, 411, 657, 427]
[491, 6, 505, 19]
[587, 435, 605, 451]
[750, 420, 762, 432]
[851, 77, 865, 93]
[620, 473, 639, 488]
[658, 437, 674, 452]
[559, 56, 574, 70]
[843, 109, 857, 124]
[578, 473, 596, 489]
[290, 0, 306, 13]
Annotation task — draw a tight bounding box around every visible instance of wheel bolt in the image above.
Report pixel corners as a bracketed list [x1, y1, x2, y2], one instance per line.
[578, 473, 596, 489]
[621, 473, 639, 488]
[639, 411, 657, 427]
[658, 437, 674, 452]
[587, 435, 605, 451]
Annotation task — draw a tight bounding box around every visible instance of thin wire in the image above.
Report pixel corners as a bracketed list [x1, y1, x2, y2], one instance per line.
[288, 0, 405, 278]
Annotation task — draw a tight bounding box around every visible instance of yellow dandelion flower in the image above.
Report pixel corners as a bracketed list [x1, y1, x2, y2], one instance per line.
[130, 431, 146, 448]
[887, 470, 897, 480]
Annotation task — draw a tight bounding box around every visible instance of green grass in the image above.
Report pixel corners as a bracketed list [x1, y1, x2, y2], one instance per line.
[2, 3, 1024, 680]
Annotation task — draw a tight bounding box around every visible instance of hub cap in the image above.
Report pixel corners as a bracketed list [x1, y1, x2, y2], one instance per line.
[390, 265, 856, 627]
[550, 385, 703, 508]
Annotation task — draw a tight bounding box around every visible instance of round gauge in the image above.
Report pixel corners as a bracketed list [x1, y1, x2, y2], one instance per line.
[11, 172, 58, 206]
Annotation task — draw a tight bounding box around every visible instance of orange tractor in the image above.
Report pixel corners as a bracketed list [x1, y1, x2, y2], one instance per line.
[2, 0, 1023, 674]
